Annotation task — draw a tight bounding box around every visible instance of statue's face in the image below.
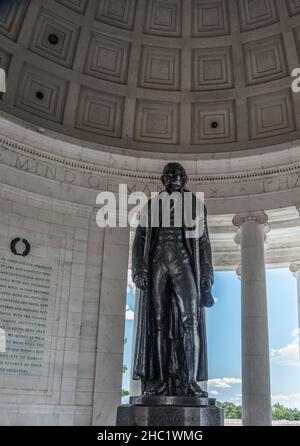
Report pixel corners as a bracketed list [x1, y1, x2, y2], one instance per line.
[162, 164, 185, 192]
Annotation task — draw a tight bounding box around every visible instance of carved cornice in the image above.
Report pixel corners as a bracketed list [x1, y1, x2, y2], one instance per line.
[1, 135, 300, 183]
[0, 182, 93, 216]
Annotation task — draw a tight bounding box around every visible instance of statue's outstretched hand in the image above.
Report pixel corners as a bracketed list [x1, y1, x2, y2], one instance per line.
[201, 277, 215, 308]
[201, 277, 212, 293]
[133, 271, 148, 290]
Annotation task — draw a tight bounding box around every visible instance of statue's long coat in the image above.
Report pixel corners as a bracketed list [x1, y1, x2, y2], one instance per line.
[131, 192, 214, 388]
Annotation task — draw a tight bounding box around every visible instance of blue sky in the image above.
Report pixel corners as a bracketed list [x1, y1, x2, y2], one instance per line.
[123, 268, 300, 408]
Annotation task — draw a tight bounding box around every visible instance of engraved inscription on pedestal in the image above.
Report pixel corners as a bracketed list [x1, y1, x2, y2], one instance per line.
[148, 411, 185, 426]
[116, 396, 224, 426]
[0, 257, 52, 377]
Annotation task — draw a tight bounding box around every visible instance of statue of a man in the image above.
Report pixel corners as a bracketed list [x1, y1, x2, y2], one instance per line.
[132, 163, 215, 397]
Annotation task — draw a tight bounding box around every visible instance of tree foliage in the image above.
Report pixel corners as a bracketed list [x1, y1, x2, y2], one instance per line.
[217, 402, 242, 419]
[121, 337, 129, 397]
[272, 403, 300, 421]
[217, 401, 300, 420]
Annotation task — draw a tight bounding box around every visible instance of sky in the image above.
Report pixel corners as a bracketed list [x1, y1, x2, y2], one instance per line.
[122, 268, 300, 409]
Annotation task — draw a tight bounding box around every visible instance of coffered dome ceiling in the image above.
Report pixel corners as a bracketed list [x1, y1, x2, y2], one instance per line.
[1, 0, 300, 155]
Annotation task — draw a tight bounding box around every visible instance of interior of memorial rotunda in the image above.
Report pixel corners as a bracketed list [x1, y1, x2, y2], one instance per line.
[0, 0, 300, 426]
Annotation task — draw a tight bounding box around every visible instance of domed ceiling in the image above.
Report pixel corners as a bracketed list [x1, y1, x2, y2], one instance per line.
[0, 0, 300, 155]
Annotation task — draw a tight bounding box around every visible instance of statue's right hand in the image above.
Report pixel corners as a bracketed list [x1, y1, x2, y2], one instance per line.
[133, 271, 148, 290]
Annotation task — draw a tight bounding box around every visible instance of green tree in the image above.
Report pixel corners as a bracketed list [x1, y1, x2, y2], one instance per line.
[272, 403, 300, 421]
[217, 401, 300, 421]
[217, 402, 242, 419]
[121, 338, 129, 398]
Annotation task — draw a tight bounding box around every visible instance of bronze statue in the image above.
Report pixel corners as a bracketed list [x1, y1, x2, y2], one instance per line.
[132, 163, 215, 397]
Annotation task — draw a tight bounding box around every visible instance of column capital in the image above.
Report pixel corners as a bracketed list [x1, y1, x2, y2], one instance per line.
[296, 205, 300, 216]
[289, 261, 300, 276]
[233, 211, 268, 228]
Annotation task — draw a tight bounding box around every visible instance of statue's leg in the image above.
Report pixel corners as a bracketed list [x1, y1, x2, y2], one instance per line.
[182, 316, 206, 396]
[147, 261, 169, 395]
[172, 262, 208, 396]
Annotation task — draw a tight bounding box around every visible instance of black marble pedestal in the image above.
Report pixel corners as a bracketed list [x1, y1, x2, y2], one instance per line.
[116, 396, 224, 426]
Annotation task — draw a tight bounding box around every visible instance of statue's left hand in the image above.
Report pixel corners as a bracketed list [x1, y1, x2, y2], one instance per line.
[200, 277, 215, 308]
[201, 277, 212, 293]
[133, 271, 148, 291]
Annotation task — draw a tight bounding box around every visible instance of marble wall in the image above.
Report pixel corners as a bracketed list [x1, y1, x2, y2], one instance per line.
[0, 184, 129, 425]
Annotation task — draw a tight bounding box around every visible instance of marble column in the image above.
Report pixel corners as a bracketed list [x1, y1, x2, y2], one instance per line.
[289, 261, 300, 359]
[92, 228, 130, 426]
[297, 205, 300, 222]
[292, 204, 300, 356]
[233, 211, 272, 426]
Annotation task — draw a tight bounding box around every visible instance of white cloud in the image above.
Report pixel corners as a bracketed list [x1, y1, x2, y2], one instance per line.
[210, 390, 220, 395]
[292, 328, 300, 339]
[208, 377, 242, 389]
[271, 394, 289, 402]
[230, 395, 242, 404]
[272, 393, 300, 409]
[125, 304, 134, 320]
[270, 328, 300, 367]
[271, 344, 300, 367]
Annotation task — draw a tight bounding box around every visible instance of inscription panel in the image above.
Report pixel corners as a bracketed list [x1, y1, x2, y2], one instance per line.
[0, 256, 56, 390]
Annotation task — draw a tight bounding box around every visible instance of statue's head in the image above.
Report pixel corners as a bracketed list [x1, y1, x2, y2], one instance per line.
[161, 163, 189, 192]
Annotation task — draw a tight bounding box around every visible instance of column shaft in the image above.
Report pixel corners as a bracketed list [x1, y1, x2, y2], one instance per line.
[289, 262, 300, 359]
[234, 212, 272, 426]
[297, 271, 300, 350]
[92, 228, 130, 426]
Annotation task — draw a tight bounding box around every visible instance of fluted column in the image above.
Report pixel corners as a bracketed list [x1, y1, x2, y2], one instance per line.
[92, 228, 130, 426]
[292, 204, 300, 356]
[233, 211, 272, 426]
[289, 261, 300, 359]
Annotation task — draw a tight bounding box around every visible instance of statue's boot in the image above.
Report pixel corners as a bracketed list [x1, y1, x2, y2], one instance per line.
[144, 328, 168, 396]
[184, 323, 208, 397]
[144, 381, 168, 396]
[188, 378, 208, 397]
